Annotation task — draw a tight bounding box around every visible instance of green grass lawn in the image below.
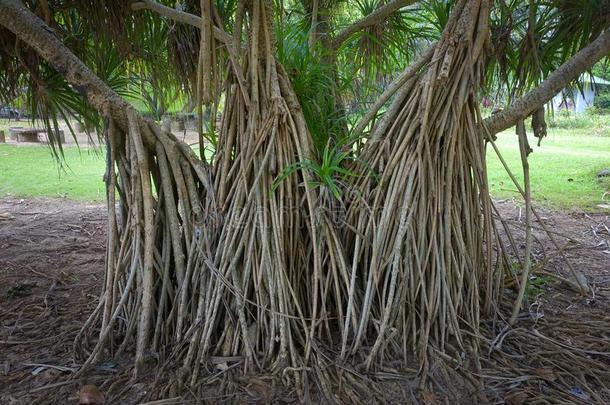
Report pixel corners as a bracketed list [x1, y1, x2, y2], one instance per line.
[487, 128, 610, 210]
[0, 145, 106, 201]
[0, 123, 609, 209]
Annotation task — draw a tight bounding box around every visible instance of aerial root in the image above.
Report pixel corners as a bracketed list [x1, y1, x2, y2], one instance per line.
[73, 0, 345, 393]
[73, 112, 217, 377]
[344, 0, 496, 371]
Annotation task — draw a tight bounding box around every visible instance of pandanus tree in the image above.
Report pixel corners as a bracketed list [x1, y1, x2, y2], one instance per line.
[1, 0, 610, 401]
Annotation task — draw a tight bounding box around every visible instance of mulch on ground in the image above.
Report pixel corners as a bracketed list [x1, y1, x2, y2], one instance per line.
[0, 197, 608, 403]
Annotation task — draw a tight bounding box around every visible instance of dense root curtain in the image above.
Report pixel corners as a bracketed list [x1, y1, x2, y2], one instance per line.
[74, 112, 218, 375]
[73, 0, 502, 378]
[73, 0, 338, 390]
[344, 0, 497, 369]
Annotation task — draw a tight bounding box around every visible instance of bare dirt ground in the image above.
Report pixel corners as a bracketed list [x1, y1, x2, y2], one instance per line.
[494, 199, 610, 304]
[0, 198, 106, 404]
[0, 197, 609, 404]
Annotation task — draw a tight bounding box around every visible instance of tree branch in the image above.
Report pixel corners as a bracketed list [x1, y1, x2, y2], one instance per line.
[352, 44, 435, 137]
[131, 0, 233, 46]
[484, 29, 610, 135]
[332, 0, 418, 49]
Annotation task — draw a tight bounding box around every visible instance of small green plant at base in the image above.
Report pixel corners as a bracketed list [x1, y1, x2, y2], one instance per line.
[524, 274, 553, 300]
[7, 280, 37, 298]
[508, 261, 552, 300]
[272, 140, 358, 200]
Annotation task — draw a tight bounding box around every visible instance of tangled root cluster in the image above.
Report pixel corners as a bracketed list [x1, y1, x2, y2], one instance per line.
[71, 0, 609, 402]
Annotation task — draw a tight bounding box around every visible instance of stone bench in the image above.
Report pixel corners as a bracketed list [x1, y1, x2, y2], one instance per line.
[8, 127, 66, 143]
[9, 127, 42, 142]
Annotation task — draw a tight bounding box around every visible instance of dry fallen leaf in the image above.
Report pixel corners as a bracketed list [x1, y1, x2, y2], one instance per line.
[245, 378, 270, 404]
[420, 389, 440, 404]
[505, 390, 528, 405]
[571, 271, 590, 294]
[532, 367, 556, 382]
[79, 384, 104, 404]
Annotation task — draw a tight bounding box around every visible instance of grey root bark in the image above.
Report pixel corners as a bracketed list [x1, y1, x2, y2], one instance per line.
[3, 0, 610, 398]
[345, 0, 497, 370]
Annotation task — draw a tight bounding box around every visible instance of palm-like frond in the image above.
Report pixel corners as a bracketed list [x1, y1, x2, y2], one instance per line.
[486, 0, 610, 101]
[277, 18, 348, 151]
[339, 0, 433, 79]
